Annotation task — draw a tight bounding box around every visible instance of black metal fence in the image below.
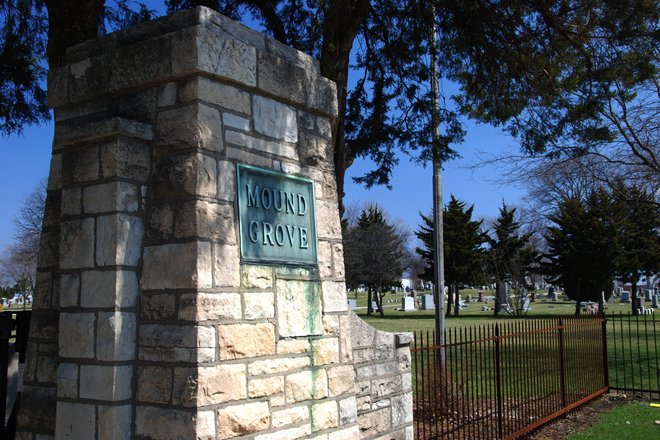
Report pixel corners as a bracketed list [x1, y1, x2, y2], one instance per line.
[412, 317, 609, 439]
[1, 311, 30, 440]
[608, 312, 659, 399]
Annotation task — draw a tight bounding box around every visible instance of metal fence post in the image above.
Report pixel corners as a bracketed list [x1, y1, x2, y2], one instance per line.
[558, 318, 567, 409]
[495, 323, 503, 439]
[601, 316, 609, 390]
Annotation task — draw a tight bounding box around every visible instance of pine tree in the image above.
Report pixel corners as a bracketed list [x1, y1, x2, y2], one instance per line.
[416, 195, 486, 316]
[487, 203, 538, 315]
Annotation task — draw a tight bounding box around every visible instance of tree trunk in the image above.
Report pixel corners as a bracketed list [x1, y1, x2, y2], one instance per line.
[453, 285, 460, 316]
[377, 291, 385, 317]
[46, 0, 105, 66]
[446, 284, 452, 318]
[575, 299, 581, 315]
[367, 286, 373, 315]
[631, 283, 639, 315]
[319, 0, 369, 217]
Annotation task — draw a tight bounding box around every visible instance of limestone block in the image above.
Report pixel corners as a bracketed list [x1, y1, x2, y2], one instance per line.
[372, 376, 401, 398]
[223, 112, 250, 131]
[298, 131, 331, 167]
[156, 103, 222, 152]
[244, 291, 275, 320]
[216, 401, 270, 440]
[33, 272, 55, 309]
[116, 87, 158, 123]
[406, 425, 414, 440]
[277, 339, 310, 355]
[339, 315, 353, 364]
[226, 146, 273, 168]
[391, 392, 413, 426]
[321, 281, 348, 313]
[62, 117, 151, 147]
[48, 65, 68, 108]
[61, 145, 99, 184]
[135, 406, 197, 440]
[358, 407, 391, 437]
[141, 241, 212, 290]
[276, 279, 323, 337]
[312, 338, 340, 366]
[95, 214, 144, 267]
[37, 231, 59, 269]
[241, 265, 273, 289]
[55, 402, 95, 439]
[81, 270, 138, 308]
[316, 199, 342, 240]
[35, 343, 57, 384]
[197, 364, 247, 405]
[323, 315, 340, 335]
[316, 117, 332, 139]
[158, 82, 178, 107]
[139, 324, 215, 363]
[137, 366, 172, 404]
[248, 357, 311, 376]
[225, 131, 298, 160]
[153, 152, 217, 198]
[311, 400, 338, 432]
[332, 244, 345, 278]
[285, 369, 328, 403]
[178, 292, 242, 321]
[83, 181, 139, 214]
[106, 35, 172, 93]
[96, 312, 136, 361]
[146, 201, 174, 240]
[317, 241, 333, 278]
[339, 396, 358, 426]
[79, 364, 132, 401]
[271, 405, 309, 428]
[57, 363, 78, 399]
[179, 76, 251, 115]
[253, 95, 297, 143]
[328, 365, 356, 397]
[61, 188, 81, 216]
[174, 200, 235, 242]
[59, 313, 95, 359]
[59, 273, 80, 308]
[248, 376, 284, 398]
[257, 51, 308, 106]
[60, 218, 95, 269]
[217, 322, 275, 360]
[16, 385, 56, 432]
[328, 425, 360, 440]
[98, 404, 132, 440]
[375, 331, 395, 360]
[171, 25, 257, 87]
[100, 137, 150, 181]
[140, 293, 176, 321]
[254, 425, 312, 440]
[197, 410, 216, 440]
[307, 76, 339, 116]
[54, 97, 108, 123]
[212, 243, 240, 288]
[217, 160, 235, 202]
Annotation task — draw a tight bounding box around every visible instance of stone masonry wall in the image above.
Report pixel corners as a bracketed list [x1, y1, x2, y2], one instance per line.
[350, 312, 413, 439]
[17, 6, 412, 440]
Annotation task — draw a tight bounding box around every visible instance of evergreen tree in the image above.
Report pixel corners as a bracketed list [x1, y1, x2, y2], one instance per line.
[611, 182, 660, 314]
[543, 192, 617, 314]
[416, 195, 486, 316]
[344, 205, 406, 316]
[487, 203, 538, 315]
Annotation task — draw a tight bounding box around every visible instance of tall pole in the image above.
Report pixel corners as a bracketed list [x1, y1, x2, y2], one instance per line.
[430, 4, 446, 349]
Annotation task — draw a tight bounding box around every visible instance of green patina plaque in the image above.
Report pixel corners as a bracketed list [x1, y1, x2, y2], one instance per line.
[237, 164, 318, 265]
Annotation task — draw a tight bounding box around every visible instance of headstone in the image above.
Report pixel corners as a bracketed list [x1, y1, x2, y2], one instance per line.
[652, 294, 659, 309]
[644, 290, 653, 301]
[621, 291, 631, 302]
[633, 297, 644, 312]
[347, 299, 358, 310]
[522, 298, 531, 312]
[421, 294, 435, 310]
[547, 286, 557, 300]
[401, 296, 416, 311]
[372, 301, 380, 311]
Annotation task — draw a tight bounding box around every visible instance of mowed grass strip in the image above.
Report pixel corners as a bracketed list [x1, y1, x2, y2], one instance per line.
[567, 401, 660, 439]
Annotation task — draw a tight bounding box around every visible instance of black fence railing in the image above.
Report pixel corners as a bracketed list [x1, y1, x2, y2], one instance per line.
[412, 317, 609, 439]
[1, 311, 31, 440]
[608, 312, 659, 399]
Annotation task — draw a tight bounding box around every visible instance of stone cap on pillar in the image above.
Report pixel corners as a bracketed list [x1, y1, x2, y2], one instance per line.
[48, 6, 338, 118]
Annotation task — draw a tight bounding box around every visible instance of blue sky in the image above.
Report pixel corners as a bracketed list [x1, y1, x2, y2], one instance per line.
[0, 3, 526, 250]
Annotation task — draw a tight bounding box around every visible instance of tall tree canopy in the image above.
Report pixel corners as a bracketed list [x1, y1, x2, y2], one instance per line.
[416, 195, 486, 316]
[2, 0, 658, 214]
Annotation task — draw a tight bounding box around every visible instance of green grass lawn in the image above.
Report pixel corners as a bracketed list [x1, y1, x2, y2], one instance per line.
[567, 401, 660, 439]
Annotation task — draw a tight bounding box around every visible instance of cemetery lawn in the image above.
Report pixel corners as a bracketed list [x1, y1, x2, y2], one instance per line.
[566, 400, 659, 439]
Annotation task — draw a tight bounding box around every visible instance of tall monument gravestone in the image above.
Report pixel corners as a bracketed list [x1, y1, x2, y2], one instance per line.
[16, 7, 412, 440]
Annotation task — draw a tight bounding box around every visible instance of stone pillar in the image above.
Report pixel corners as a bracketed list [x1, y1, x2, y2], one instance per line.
[16, 6, 410, 440]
